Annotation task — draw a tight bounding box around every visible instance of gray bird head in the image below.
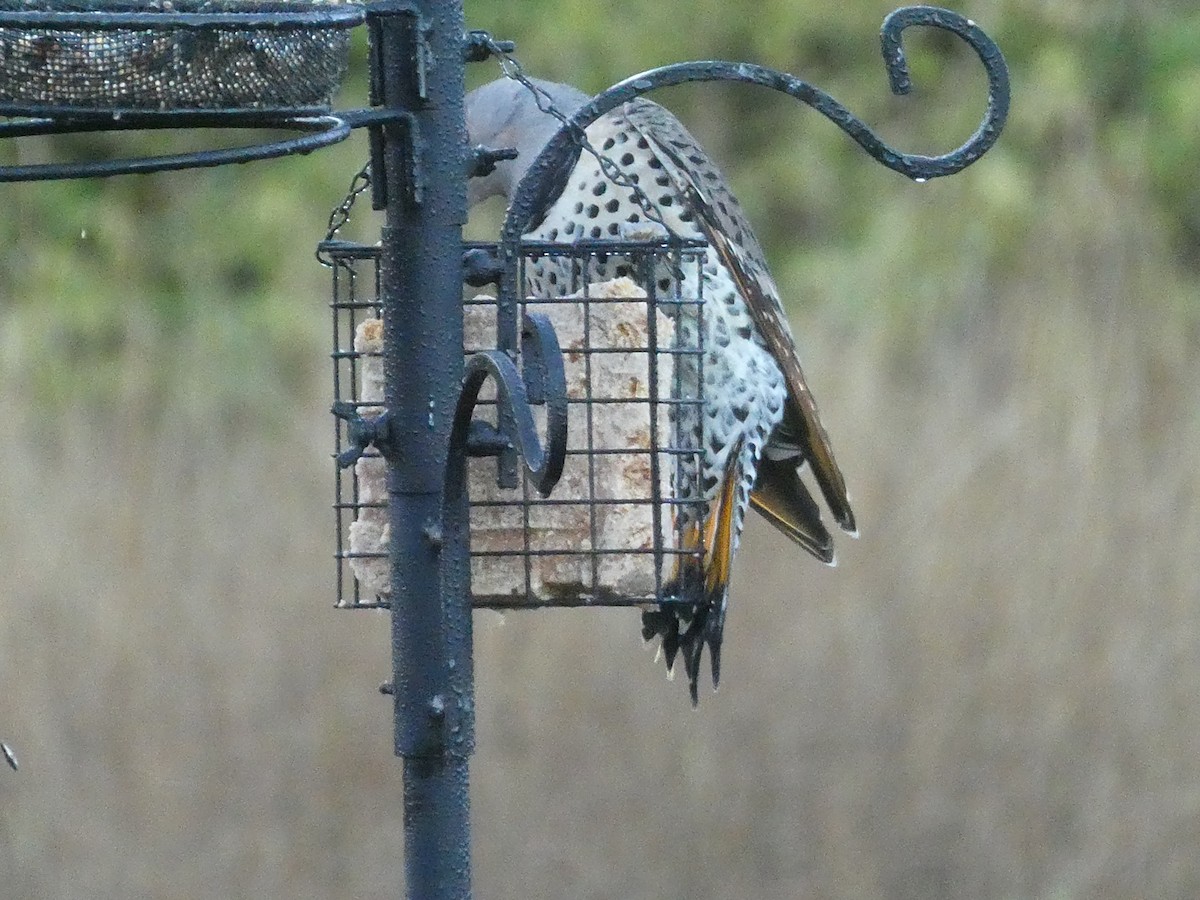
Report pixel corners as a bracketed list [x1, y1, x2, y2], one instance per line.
[466, 76, 591, 208]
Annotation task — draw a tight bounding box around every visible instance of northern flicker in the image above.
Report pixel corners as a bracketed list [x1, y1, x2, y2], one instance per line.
[467, 76, 856, 703]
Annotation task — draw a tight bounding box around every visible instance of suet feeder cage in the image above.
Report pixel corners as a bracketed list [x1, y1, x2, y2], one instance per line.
[329, 236, 714, 612]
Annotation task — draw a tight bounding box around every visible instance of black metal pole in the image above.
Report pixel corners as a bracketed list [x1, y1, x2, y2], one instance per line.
[372, 2, 474, 898]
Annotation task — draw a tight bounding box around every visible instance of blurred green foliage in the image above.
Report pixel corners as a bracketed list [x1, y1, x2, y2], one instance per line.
[1, 0, 1198, 399]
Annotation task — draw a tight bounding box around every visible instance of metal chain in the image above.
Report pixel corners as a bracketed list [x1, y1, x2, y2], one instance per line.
[479, 36, 677, 238]
[316, 160, 373, 267]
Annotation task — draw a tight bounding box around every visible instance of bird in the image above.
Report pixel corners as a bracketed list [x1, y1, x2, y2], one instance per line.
[466, 76, 856, 703]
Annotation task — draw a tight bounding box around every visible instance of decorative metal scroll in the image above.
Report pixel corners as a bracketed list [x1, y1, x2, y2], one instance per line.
[447, 312, 569, 502]
[498, 5, 1010, 261]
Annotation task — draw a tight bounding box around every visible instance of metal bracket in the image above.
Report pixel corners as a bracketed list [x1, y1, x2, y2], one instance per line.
[365, 1, 432, 209]
[468, 144, 519, 178]
[466, 420, 512, 458]
[445, 312, 568, 502]
[365, 111, 423, 211]
[399, 114, 424, 207]
[366, 1, 430, 99]
[331, 401, 394, 467]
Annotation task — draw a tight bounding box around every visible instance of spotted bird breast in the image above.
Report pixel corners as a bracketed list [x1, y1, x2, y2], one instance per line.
[520, 104, 788, 534]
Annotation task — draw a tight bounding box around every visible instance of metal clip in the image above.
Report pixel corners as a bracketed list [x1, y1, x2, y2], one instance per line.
[467, 144, 518, 179]
[462, 247, 504, 287]
[331, 401, 393, 467]
[462, 30, 513, 63]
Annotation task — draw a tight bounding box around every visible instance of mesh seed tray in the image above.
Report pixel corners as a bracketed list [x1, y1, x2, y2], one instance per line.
[0, 1, 358, 111]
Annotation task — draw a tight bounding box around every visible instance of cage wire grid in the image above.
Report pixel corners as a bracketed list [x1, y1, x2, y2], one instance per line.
[328, 238, 712, 611]
[328, 242, 386, 609]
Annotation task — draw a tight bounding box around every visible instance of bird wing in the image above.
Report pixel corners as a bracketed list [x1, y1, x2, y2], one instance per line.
[750, 455, 835, 563]
[621, 100, 857, 535]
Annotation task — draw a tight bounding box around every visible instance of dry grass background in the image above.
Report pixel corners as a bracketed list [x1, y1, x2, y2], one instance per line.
[2, 185, 1198, 898]
[3, 3, 1200, 897]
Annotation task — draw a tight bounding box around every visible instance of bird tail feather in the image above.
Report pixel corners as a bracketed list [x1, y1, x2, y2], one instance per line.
[643, 440, 743, 705]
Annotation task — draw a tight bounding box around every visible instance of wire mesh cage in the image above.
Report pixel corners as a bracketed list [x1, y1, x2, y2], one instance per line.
[325, 239, 387, 610]
[326, 237, 714, 610]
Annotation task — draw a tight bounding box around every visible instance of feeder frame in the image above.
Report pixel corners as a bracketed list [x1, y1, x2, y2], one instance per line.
[0, 4, 1011, 898]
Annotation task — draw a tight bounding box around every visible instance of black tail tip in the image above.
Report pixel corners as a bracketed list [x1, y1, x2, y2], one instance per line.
[642, 602, 725, 705]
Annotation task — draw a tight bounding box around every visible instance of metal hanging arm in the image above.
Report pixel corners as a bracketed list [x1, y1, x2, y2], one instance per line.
[0, 115, 351, 183]
[499, 5, 1010, 240]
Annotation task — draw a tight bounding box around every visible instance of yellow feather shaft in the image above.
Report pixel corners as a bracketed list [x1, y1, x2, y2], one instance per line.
[704, 456, 741, 596]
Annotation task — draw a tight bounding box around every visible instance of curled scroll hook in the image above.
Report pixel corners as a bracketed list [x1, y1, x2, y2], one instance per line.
[444, 312, 568, 512]
[876, 5, 1010, 177]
